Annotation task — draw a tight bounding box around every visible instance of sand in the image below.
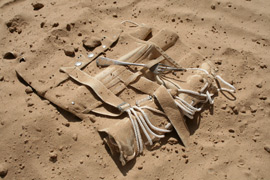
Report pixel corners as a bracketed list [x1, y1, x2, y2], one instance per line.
[0, 0, 270, 179]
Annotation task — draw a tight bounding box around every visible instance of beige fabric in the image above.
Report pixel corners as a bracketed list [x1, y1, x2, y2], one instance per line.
[16, 21, 227, 166]
[154, 85, 190, 146]
[99, 118, 136, 166]
[60, 66, 125, 115]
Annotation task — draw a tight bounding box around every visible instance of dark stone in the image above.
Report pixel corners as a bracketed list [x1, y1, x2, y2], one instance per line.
[0, 163, 8, 178]
[49, 152, 58, 162]
[32, 3, 44, 11]
[3, 52, 17, 59]
[52, 23, 59, 27]
[25, 86, 33, 94]
[264, 146, 270, 153]
[83, 36, 101, 50]
[66, 24, 71, 31]
[63, 46, 75, 57]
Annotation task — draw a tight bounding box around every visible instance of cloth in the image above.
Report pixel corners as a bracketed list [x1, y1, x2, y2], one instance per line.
[16, 21, 220, 165]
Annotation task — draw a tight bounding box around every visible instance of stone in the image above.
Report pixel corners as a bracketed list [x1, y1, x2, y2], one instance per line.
[259, 96, 267, 100]
[3, 52, 17, 59]
[233, 106, 239, 114]
[32, 3, 44, 10]
[66, 24, 71, 31]
[27, 102, 34, 107]
[40, 22, 45, 28]
[229, 104, 236, 110]
[0, 75, 4, 81]
[256, 82, 263, 88]
[211, 5, 216, 10]
[112, 13, 118, 18]
[62, 122, 70, 127]
[25, 86, 33, 94]
[168, 137, 178, 145]
[49, 151, 58, 162]
[0, 163, 8, 178]
[63, 45, 75, 57]
[250, 105, 257, 113]
[240, 107, 246, 113]
[35, 127, 41, 132]
[72, 133, 78, 141]
[221, 103, 227, 110]
[83, 36, 101, 49]
[264, 146, 270, 153]
[43, 100, 50, 105]
[52, 23, 59, 27]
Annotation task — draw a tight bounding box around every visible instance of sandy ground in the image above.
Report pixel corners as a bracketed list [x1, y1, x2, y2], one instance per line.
[0, 0, 270, 179]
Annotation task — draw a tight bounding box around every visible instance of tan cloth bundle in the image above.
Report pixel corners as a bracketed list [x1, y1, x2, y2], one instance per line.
[16, 21, 235, 165]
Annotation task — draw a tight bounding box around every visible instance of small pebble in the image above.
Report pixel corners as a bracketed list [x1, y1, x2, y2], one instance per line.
[35, 127, 41, 132]
[52, 23, 59, 27]
[256, 82, 263, 88]
[250, 105, 257, 113]
[25, 86, 33, 94]
[19, 57, 26, 63]
[229, 104, 236, 110]
[49, 151, 58, 162]
[0, 163, 8, 178]
[232, 106, 239, 114]
[137, 166, 143, 170]
[32, 3, 44, 10]
[3, 52, 17, 59]
[43, 100, 50, 105]
[228, 129, 235, 133]
[62, 122, 70, 127]
[221, 103, 227, 110]
[211, 5, 216, 10]
[264, 146, 270, 153]
[182, 154, 188, 158]
[240, 107, 246, 113]
[64, 45, 75, 57]
[72, 133, 78, 141]
[259, 96, 267, 100]
[0, 75, 4, 81]
[112, 13, 118, 18]
[254, 131, 260, 137]
[27, 102, 34, 107]
[151, 142, 161, 150]
[66, 24, 71, 31]
[83, 37, 101, 49]
[168, 137, 178, 145]
[40, 22, 45, 28]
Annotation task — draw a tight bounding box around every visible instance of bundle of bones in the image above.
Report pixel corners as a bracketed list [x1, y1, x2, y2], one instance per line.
[16, 21, 235, 165]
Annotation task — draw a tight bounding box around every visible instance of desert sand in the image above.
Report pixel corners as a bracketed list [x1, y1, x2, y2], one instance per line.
[0, 0, 270, 179]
